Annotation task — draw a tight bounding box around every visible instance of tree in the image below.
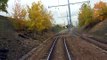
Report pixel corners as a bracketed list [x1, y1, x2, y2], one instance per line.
[78, 1, 107, 29]
[0, 0, 8, 12]
[78, 4, 93, 27]
[11, 0, 27, 31]
[27, 1, 53, 32]
[94, 1, 107, 21]
[52, 25, 64, 32]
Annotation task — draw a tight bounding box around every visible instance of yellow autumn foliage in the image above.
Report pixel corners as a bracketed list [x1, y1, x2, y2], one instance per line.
[94, 1, 107, 21]
[11, 0, 27, 31]
[78, 1, 107, 28]
[27, 1, 53, 32]
[11, 1, 53, 32]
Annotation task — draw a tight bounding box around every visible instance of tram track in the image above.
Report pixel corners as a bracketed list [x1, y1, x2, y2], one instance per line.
[46, 36, 72, 60]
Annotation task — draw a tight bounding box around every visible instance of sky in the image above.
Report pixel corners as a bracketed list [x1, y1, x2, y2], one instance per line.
[0, 0, 107, 26]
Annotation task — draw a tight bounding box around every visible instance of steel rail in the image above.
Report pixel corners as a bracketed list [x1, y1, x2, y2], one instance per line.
[46, 37, 58, 60]
[46, 37, 72, 60]
[64, 38, 72, 60]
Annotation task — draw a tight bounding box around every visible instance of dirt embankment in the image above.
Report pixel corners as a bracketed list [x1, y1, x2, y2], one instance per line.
[87, 19, 107, 43]
[0, 15, 55, 60]
[78, 19, 107, 45]
[66, 36, 107, 60]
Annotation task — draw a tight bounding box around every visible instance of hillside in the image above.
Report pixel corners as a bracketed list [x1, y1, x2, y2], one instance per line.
[90, 19, 107, 36]
[0, 16, 14, 37]
[0, 15, 54, 60]
[88, 19, 107, 42]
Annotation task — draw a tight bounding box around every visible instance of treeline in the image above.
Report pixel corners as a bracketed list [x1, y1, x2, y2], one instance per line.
[10, 0, 53, 32]
[78, 1, 107, 29]
[0, 0, 65, 34]
[0, 0, 8, 12]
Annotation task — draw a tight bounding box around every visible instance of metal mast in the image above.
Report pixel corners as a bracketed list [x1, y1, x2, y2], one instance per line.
[48, 0, 90, 28]
[67, 0, 72, 28]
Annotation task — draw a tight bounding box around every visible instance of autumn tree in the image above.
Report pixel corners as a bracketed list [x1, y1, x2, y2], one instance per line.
[11, 0, 27, 31]
[94, 1, 107, 21]
[27, 1, 53, 32]
[0, 0, 8, 12]
[11, 1, 53, 32]
[78, 4, 93, 27]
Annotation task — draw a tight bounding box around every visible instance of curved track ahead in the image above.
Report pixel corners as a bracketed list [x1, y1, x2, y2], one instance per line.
[46, 36, 72, 60]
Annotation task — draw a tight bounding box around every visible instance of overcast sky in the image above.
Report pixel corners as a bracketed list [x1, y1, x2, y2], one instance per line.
[0, 0, 107, 26]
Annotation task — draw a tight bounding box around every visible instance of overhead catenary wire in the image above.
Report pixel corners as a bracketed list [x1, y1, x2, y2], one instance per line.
[48, 0, 90, 28]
